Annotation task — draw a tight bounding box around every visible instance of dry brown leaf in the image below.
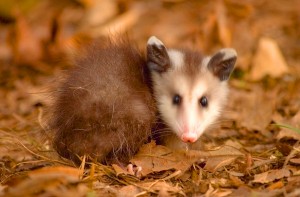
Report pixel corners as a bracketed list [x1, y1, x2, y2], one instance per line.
[229, 175, 245, 187]
[290, 111, 300, 129]
[208, 188, 232, 197]
[228, 171, 244, 177]
[250, 37, 289, 81]
[276, 129, 300, 141]
[82, 0, 117, 27]
[204, 156, 237, 173]
[14, 14, 43, 65]
[89, 4, 145, 37]
[267, 180, 284, 190]
[111, 164, 130, 176]
[253, 168, 291, 184]
[29, 166, 83, 181]
[229, 86, 275, 132]
[188, 145, 244, 158]
[289, 158, 300, 165]
[118, 185, 141, 197]
[216, 0, 232, 47]
[137, 180, 184, 196]
[130, 141, 199, 176]
[131, 141, 244, 176]
[230, 186, 282, 197]
[5, 166, 88, 197]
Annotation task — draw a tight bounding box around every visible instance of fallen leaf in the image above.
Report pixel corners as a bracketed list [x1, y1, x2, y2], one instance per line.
[188, 145, 244, 158]
[216, 0, 232, 47]
[229, 175, 245, 187]
[230, 186, 282, 197]
[253, 168, 291, 184]
[276, 129, 300, 141]
[131, 141, 244, 176]
[229, 86, 275, 132]
[289, 158, 300, 165]
[250, 37, 289, 81]
[82, 0, 117, 27]
[205, 156, 237, 173]
[89, 4, 145, 36]
[209, 188, 232, 197]
[228, 171, 245, 177]
[286, 168, 300, 195]
[138, 181, 184, 196]
[111, 164, 130, 176]
[267, 180, 284, 190]
[14, 14, 43, 65]
[191, 144, 244, 173]
[4, 166, 87, 197]
[130, 141, 199, 176]
[29, 166, 83, 182]
[118, 185, 141, 197]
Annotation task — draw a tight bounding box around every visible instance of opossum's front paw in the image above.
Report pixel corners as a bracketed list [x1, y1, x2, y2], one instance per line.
[127, 164, 142, 177]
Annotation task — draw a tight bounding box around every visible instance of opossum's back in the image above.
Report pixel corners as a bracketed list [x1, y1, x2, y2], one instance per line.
[50, 38, 155, 163]
[59, 38, 153, 122]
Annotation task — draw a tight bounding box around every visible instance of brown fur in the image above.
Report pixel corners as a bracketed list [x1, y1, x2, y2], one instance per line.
[49, 37, 156, 164]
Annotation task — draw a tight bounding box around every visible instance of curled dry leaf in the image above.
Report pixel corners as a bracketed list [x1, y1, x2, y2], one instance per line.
[89, 3, 145, 37]
[29, 166, 83, 181]
[4, 166, 87, 197]
[252, 168, 291, 184]
[216, 0, 232, 47]
[250, 37, 289, 81]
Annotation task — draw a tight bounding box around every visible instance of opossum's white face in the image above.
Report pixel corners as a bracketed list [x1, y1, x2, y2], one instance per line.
[147, 36, 237, 143]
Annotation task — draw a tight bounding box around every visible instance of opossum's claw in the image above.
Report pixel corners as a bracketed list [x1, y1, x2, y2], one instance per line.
[127, 164, 142, 177]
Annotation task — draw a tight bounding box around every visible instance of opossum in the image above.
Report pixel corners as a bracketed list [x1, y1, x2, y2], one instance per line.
[147, 36, 237, 150]
[50, 36, 237, 165]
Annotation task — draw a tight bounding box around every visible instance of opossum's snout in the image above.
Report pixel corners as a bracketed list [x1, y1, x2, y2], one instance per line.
[181, 131, 197, 143]
[178, 111, 202, 143]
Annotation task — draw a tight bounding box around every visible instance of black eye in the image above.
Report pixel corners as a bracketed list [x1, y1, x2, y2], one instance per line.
[199, 96, 208, 107]
[173, 94, 181, 105]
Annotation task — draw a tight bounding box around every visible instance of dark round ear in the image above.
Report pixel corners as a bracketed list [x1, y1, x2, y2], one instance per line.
[207, 48, 237, 81]
[147, 36, 170, 73]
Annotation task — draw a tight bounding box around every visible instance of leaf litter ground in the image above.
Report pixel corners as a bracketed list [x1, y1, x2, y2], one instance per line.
[1, 0, 300, 196]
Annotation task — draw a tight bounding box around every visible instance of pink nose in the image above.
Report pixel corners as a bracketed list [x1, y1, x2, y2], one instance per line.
[181, 132, 197, 143]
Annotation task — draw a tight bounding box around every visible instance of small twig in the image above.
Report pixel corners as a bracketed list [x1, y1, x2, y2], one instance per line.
[162, 170, 182, 181]
[283, 141, 300, 167]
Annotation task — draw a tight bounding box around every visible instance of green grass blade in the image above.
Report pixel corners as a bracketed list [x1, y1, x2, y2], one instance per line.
[274, 123, 300, 134]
